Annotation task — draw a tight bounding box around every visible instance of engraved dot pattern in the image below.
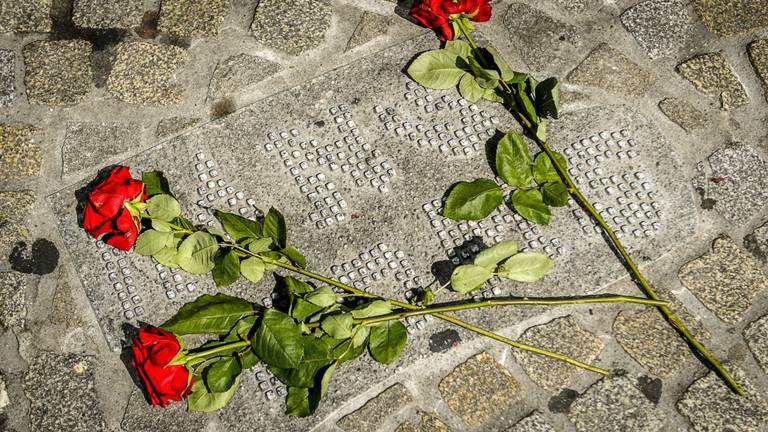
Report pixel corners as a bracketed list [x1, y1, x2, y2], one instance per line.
[93, 238, 145, 320]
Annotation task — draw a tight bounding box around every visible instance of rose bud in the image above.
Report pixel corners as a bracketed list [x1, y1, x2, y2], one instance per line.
[130, 326, 193, 407]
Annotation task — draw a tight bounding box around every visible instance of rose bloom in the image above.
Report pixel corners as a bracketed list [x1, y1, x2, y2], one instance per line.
[130, 326, 193, 407]
[83, 166, 146, 250]
[410, 0, 492, 41]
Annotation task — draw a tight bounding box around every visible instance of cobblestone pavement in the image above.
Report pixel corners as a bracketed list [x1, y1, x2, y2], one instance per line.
[1, 0, 768, 431]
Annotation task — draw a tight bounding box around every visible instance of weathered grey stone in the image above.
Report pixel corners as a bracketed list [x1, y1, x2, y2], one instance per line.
[570, 375, 665, 432]
[251, 0, 332, 55]
[157, 0, 227, 38]
[23, 40, 92, 106]
[0, 125, 41, 183]
[693, 0, 768, 36]
[692, 144, 768, 222]
[745, 221, 768, 264]
[107, 41, 187, 105]
[395, 411, 451, 432]
[748, 39, 768, 102]
[156, 116, 202, 138]
[347, 11, 395, 51]
[439, 352, 523, 427]
[24, 352, 106, 431]
[337, 383, 413, 432]
[72, 0, 144, 29]
[744, 314, 768, 373]
[549, 0, 601, 14]
[677, 52, 748, 110]
[658, 97, 709, 132]
[61, 122, 137, 176]
[513, 316, 604, 391]
[207, 54, 282, 101]
[621, 0, 694, 59]
[503, 3, 580, 71]
[679, 236, 768, 323]
[0, 272, 27, 329]
[509, 411, 556, 432]
[0, 50, 14, 107]
[121, 388, 207, 432]
[0, 372, 7, 412]
[677, 366, 768, 431]
[0, 190, 35, 258]
[568, 44, 656, 96]
[0, 0, 52, 33]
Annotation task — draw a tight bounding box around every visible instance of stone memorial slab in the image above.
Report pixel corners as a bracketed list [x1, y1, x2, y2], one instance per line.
[48, 34, 698, 427]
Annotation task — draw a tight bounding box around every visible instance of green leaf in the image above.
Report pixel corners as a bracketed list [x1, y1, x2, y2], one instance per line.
[147, 194, 181, 222]
[152, 219, 173, 232]
[308, 362, 337, 412]
[368, 321, 407, 364]
[445, 40, 472, 58]
[486, 46, 515, 81]
[351, 300, 392, 319]
[498, 252, 554, 282]
[187, 376, 239, 413]
[252, 309, 304, 368]
[407, 50, 466, 89]
[533, 152, 567, 185]
[351, 326, 370, 347]
[511, 189, 551, 225]
[284, 276, 314, 296]
[305, 286, 337, 308]
[161, 293, 255, 335]
[443, 179, 504, 221]
[515, 82, 538, 124]
[542, 181, 569, 207]
[240, 257, 266, 284]
[153, 246, 179, 268]
[263, 207, 287, 249]
[177, 232, 219, 274]
[247, 237, 273, 254]
[466, 55, 500, 89]
[496, 129, 533, 187]
[536, 121, 547, 142]
[474, 240, 519, 269]
[216, 210, 262, 242]
[534, 77, 560, 119]
[270, 337, 332, 388]
[204, 356, 241, 393]
[292, 298, 324, 322]
[321, 313, 354, 339]
[450, 264, 493, 294]
[134, 230, 174, 256]
[212, 250, 241, 287]
[327, 336, 366, 363]
[142, 171, 173, 197]
[458, 73, 486, 103]
[286, 387, 311, 417]
[507, 71, 529, 84]
[281, 246, 306, 268]
[484, 88, 505, 103]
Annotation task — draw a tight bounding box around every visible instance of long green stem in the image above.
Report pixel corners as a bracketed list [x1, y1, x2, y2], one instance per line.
[456, 23, 743, 395]
[184, 340, 251, 365]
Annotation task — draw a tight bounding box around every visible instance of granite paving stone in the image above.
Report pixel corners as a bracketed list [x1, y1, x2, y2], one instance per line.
[569, 375, 665, 432]
[0, 190, 35, 258]
[503, 3, 580, 71]
[337, 383, 413, 432]
[0, 50, 14, 107]
[509, 411, 556, 432]
[548, 0, 602, 14]
[679, 236, 768, 323]
[0, 125, 41, 182]
[106, 41, 187, 105]
[692, 144, 768, 222]
[23, 352, 106, 431]
[207, 53, 282, 101]
[439, 352, 523, 427]
[0, 372, 7, 412]
[156, 116, 203, 138]
[658, 97, 709, 132]
[395, 411, 451, 432]
[693, 0, 768, 37]
[621, 0, 695, 59]
[23, 40, 92, 106]
[677, 52, 749, 110]
[513, 315, 604, 391]
[568, 44, 656, 96]
[61, 122, 138, 176]
[744, 314, 768, 373]
[157, 0, 227, 38]
[121, 388, 207, 432]
[251, 0, 332, 55]
[0, 0, 52, 33]
[744, 221, 768, 264]
[748, 39, 768, 102]
[0, 272, 28, 330]
[72, 0, 144, 29]
[677, 366, 768, 431]
[347, 11, 396, 51]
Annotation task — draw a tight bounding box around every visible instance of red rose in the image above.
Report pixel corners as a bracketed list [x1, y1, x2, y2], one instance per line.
[410, 0, 492, 41]
[83, 166, 146, 251]
[130, 326, 193, 407]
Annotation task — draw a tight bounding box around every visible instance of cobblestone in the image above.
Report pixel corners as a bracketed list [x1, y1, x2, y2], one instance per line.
[0, 190, 35, 258]
[693, 0, 768, 36]
[503, 3, 580, 71]
[72, 0, 144, 29]
[207, 54, 282, 101]
[0, 125, 41, 182]
[23, 40, 92, 106]
[107, 41, 187, 105]
[621, 0, 694, 59]
[0, 0, 52, 33]
[251, 0, 332, 55]
[658, 97, 709, 132]
[0, 272, 28, 329]
[157, 0, 227, 38]
[568, 44, 656, 96]
[347, 11, 395, 51]
[337, 383, 412, 432]
[395, 411, 451, 432]
[748, 39, 768, 102]
[744, 314, 768, 373]
[744, 221, 768, 264]
[509, 411, 556, 432]
[0, 50, 14, 107]
[677, 52, 749, 110]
